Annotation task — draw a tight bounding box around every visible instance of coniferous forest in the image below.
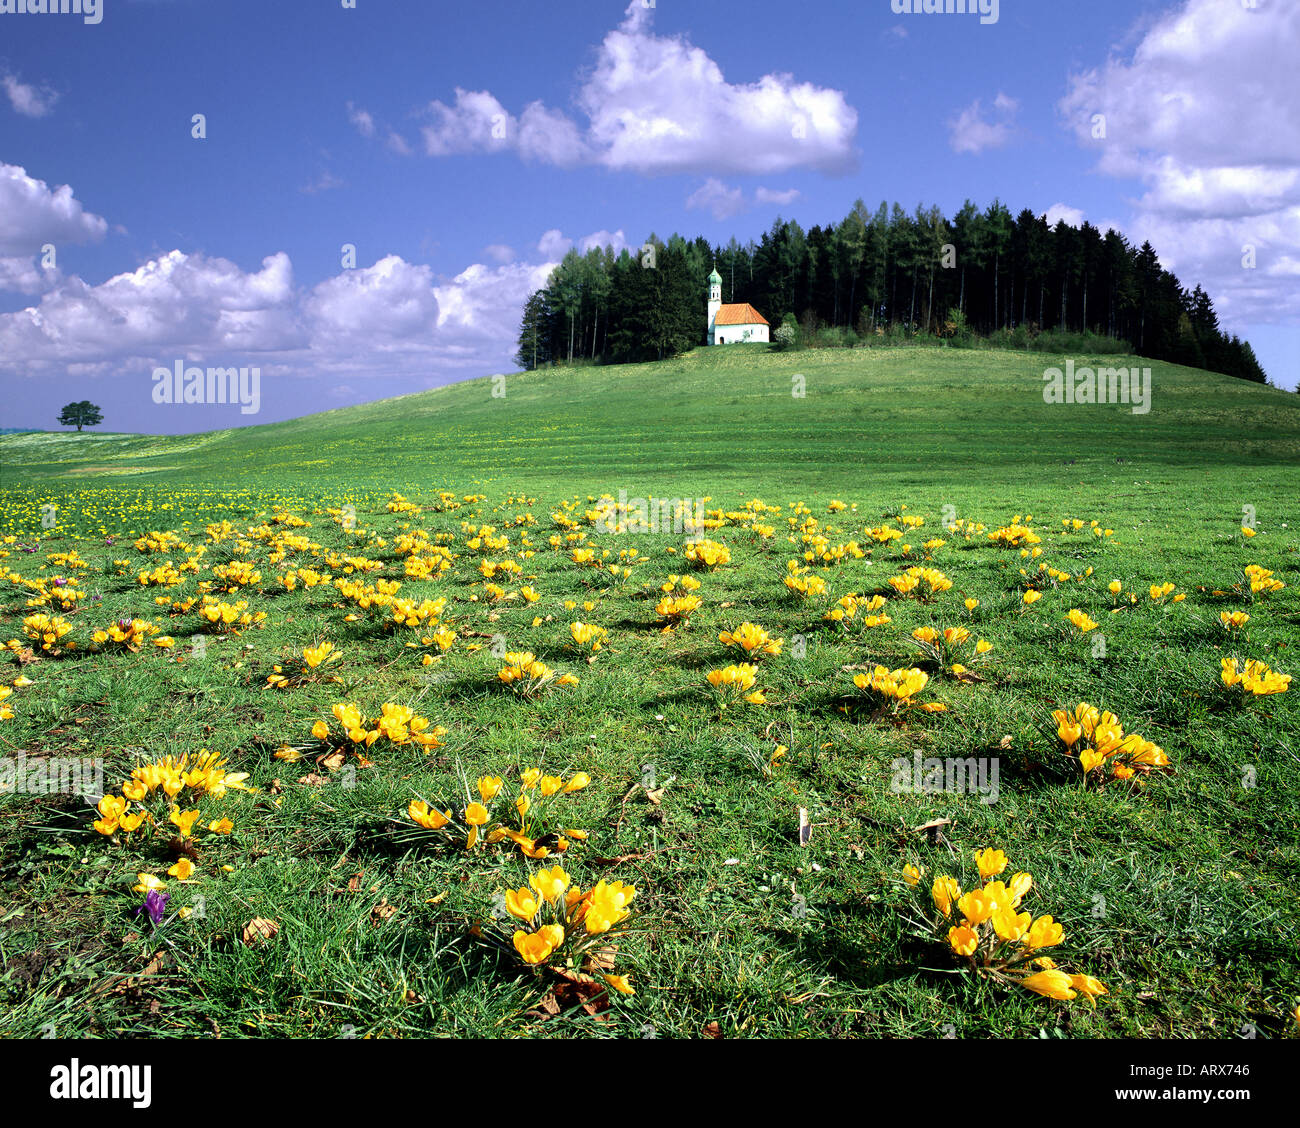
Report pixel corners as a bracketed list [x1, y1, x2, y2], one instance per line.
[516, 198, 1269, 385]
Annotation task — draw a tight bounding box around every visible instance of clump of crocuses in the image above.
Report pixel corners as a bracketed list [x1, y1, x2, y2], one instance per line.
[900, 848, 1108, 1005]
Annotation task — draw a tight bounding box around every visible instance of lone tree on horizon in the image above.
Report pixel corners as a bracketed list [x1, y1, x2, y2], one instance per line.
[58, 401, 104, 432]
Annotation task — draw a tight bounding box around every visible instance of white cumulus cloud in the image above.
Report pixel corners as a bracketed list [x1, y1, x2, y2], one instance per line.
[1045, 203, 1087, 228]
[0, 232, 584, 391]
[421, 89, 514, 157]
[687, 179, 803, 219]
[382, 2, 855, 176]
[0, 255, 47, 294]
[948, 94, 1019, 155]
[0, 250, 301, 366]
[578, 229, 628, 254]
[1058, 0, 1300, 328]
[0, 162, 108, 257]
[304, 255, 438, 355]
[755, 187, 801, 207]
[686, 179, 747, 220]
[346, 101, 376, 137]
[536, 229, 572, 259]
[3, 73, 58, 118]
[0, 164, 639, 398]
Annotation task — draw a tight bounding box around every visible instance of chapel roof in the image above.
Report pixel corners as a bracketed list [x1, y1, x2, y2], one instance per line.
[713, 303, 769, 326]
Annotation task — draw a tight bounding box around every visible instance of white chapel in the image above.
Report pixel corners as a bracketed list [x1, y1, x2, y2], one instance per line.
[707, 266, 769, 345]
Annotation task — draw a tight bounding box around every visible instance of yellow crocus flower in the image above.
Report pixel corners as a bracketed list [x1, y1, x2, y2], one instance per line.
[932, 876, 960, 917]
[603, 973, 635, 996]
[408, 800, 451, 830]
[97, 794, 126, 821]
[504, 886, 542, 922]
[530, 865, 571, 903]
[1026, 915, 1064, 949]
[1007, 872, 1033, 905]
[992, 906, 1031, 943]
[169, 807, 201, 838]
[512, 928, 559, 965]
[1022, 969, 1077, 1000]
[948, 925, 979, 957]
[1069, 974, 1108, 1007]
[958, 889, 994, 926]
[975, 848, 1009, 879]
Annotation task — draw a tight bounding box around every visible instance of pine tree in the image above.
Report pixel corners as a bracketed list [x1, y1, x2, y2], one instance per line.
[984, 201, 1013, 332]
[515, 290, 553, 371]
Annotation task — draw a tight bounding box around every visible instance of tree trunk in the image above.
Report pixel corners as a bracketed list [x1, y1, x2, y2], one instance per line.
[992, 251, 999, 331]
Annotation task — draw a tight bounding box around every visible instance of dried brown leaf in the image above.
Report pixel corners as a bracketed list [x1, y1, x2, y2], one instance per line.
[241, 917, 279, 946]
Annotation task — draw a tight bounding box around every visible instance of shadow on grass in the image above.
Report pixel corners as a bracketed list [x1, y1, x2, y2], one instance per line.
[764, 904, 929, 992]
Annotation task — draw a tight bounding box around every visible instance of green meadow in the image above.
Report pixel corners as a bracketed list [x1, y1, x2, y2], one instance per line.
[1, 345, 1298, 1039]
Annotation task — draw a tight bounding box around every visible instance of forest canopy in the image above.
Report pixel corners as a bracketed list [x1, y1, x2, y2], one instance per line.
[516, 198, 1267, 385]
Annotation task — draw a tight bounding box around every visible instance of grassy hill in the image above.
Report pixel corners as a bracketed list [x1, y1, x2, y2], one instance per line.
[5, 344, 1298, 555]
[0, 346, 1297, 1040]
[4, 345, 1299, 494]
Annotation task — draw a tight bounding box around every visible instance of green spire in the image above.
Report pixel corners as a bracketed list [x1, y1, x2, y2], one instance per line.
[708, 264, 722, 287]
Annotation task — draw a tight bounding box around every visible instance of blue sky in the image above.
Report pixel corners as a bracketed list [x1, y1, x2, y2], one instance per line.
[1, 0, 1296, 434]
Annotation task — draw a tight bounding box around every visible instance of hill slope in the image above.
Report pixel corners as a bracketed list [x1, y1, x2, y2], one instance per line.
[0, 344, 1296, 1039]
[4, 348, 1298, 502]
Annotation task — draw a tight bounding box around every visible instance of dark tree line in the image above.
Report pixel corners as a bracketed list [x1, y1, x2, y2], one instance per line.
[517, 198, 1268, 385]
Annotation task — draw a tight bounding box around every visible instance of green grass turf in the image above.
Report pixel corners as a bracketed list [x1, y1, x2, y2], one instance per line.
[0, 345, 1297, 1038]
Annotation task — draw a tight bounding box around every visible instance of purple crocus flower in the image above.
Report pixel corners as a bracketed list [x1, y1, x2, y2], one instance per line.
[135, 890, 169, 925]
[118, 618, 134, 631]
